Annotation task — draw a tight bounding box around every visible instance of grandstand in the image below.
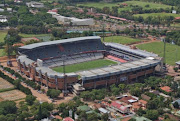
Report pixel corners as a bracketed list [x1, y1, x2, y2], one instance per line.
[17, 36, 162, 90]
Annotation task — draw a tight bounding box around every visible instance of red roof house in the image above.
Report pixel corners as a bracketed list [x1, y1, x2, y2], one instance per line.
[63, 117, 74, 121]
[111, 101, 129, 114]
[160, 86, 172, 93]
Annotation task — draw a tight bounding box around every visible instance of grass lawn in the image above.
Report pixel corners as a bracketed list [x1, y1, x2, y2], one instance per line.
[137, 42, 180, 65]
[0, 31, 7, 43]
[53, 59, 117, 73]
[134, 13, 180, 19]
[104, 36, 142, 45]
[78, 1, 171, 12]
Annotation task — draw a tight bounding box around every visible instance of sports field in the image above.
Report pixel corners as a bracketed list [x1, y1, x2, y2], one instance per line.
[78, 1, 171, 12]
[134, 13, 180, 19]
[53, 59, 117, 73]
[137, 42, 180, 65]
[104, 36, 142, 45]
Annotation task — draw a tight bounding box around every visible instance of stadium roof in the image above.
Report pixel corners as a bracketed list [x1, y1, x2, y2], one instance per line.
[77, 58, 160, 81]
[36, 66, 77, 78]
[18, 55, 35, 65]
[105, 43, 158, 57]
[19, 36, 101, 50]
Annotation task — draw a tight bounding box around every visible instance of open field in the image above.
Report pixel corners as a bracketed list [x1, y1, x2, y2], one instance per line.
[78, 1, 171, 12]
[0, 90, 26, 101]
[0, 31, 7, 43]
[104, 36, 142, 45]
[53, 59, 117, 73]
[137, 42, 180, 65]
[0, 78, 14, 92]
[134, 13, 180, 19]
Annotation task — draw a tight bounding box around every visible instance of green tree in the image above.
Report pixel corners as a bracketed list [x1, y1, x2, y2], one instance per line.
[47, 89, 61, 98]
[145, 110, 159, 120]
[25, 95, 36, 105]
[0, 101, 17, 115]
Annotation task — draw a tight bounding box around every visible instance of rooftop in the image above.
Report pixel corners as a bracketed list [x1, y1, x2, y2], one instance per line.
[19, 36, 100, 50]
[160, 86, 172, 93]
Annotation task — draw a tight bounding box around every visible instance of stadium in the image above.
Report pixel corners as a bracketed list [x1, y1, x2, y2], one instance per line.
[17, 36, 162, 92]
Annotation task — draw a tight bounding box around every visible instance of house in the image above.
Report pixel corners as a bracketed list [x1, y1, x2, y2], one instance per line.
[131, 116, 152, 121]
[141, 94, 151, 101]
[110, 101, 129, 114]
[150, 90, 160, 95]
[7, 8, 12, 12]
[47, 9, 58, 14]
[0, 8, 4, 12]
[63, 117, 74, 121]
[0, 15, 7, 23]
[132, 99, 147, 112]
[139, 100, 147, 108]
[26, 1, 44, 8]
[98, 108, 110, 114]
[14, 0, 22, 3]
[119, 96, 138, 104]
[160, 86, 172, 93]
[132, 102, 140, 112]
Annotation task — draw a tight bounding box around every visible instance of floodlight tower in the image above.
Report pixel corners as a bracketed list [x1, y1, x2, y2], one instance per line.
[102, 24, 105, 42]
[62, 55, 67, 97]
[163, 38, 166, 69]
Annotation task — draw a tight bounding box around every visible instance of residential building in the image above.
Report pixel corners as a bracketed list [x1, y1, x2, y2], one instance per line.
[26, 1, 44, 8]
[63, 117, 74, 121]
[0, 15, 7, 23]
[160, 86, 172, 93]
[110, 101, 129, 114]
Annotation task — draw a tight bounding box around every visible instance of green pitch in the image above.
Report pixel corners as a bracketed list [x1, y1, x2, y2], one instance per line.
[52, 59, 117, 73]
[137, 42, 180, 65]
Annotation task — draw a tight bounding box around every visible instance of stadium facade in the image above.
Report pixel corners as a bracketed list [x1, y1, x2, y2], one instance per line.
[17, 36, 161, 90]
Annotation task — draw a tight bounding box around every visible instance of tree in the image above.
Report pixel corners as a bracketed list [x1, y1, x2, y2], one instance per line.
[0, 101, 17, 115]
[101, 113, 108, 121]
[145, 110, 159, 120]
[47, 89, 61, 98]
[25, 95, 36, 105]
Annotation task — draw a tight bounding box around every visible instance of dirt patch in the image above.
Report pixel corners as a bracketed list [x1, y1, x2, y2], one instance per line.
[0, 77, 14, 90]
[0, 90, 26, 101]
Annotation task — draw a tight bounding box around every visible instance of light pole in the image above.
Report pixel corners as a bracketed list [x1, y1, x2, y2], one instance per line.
[62, 55, 67, 97]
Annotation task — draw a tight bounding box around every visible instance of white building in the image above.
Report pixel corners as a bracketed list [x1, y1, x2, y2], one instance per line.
[0, 15, 7, 23]
[26, 1, 44, 8]
[50, 13, 94, 26]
